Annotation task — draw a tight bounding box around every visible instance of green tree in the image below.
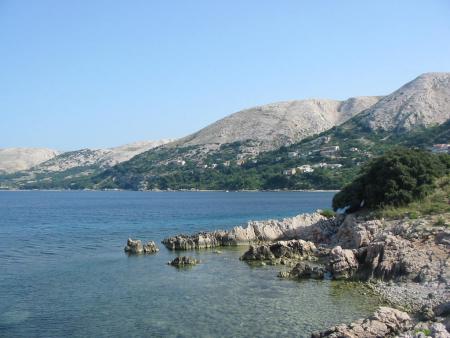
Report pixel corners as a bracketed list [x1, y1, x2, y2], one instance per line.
[332, 148, 449, 212]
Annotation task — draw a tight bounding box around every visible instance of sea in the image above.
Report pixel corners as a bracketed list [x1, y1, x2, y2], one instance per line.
[0, 191, 381, 337]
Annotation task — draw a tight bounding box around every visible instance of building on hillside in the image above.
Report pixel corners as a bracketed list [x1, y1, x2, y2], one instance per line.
[296, 165, 314, 173]
[431, 144, 450, 154]
[236, 159, 245, 166]
[223, 161, 231, 167]
[320, 146, 340, 157]
[283, 168, 297, 176]
[312, 162, 342, 169]
[288, 151, 298, 158]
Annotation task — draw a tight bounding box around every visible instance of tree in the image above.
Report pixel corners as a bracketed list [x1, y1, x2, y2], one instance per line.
[332, 148, 449, 212]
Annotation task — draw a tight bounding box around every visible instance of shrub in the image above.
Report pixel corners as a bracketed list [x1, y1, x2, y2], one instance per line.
[332, 148, 449, 212]
[319, 209, 336, 218]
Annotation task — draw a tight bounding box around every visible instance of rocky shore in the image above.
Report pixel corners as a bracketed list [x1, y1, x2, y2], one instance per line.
[162, 210, 450, 337]
[162, 212, 338, 250]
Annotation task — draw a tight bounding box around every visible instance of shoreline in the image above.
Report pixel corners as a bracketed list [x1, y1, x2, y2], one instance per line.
[157, 210, 450, 336]
[0, 188, 340, 193]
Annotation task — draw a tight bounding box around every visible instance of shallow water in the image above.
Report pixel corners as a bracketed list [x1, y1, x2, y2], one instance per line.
[0, 191, 381, 337]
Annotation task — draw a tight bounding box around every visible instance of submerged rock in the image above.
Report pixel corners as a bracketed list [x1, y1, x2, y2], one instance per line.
[168, 256, 199, 267]
[240, 239, 316, 263]
[280, 262, 326, 279]
[124, 238, 159, 254]
[311, 306, 411, 338]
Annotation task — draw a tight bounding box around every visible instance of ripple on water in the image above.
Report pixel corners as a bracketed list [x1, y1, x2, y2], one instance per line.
[0, 191, 382, 338]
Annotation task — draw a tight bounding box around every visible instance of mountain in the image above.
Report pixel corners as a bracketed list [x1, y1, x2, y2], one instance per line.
[359, 72, 450, 132]
[175, 96, 381, 151]
[90, 72, 450, 191]
[0, 140, 172, 189]
[0, 148, 59, 173]
[3, 72, 449, 191]
[32, 140, 172, 173]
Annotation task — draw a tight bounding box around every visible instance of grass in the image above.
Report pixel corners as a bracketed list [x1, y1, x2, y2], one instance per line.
[371, 176, 450, 221]
[415, 329, 431, 336]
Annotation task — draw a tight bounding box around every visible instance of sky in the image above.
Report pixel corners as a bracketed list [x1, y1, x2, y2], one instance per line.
[1, 0, 450, 150]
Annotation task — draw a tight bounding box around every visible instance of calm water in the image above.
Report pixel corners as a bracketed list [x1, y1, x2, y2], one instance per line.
[0, 191, 381, 337]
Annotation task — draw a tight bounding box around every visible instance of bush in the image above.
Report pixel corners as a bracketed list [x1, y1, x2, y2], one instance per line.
[319, 209, 336, 218]
[332, 148, 449, 212]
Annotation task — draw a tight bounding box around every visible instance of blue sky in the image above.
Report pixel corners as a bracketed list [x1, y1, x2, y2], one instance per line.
[1, 0, 450, 150]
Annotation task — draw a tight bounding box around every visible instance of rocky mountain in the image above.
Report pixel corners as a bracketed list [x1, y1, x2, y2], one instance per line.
[3, 72, 449, 191]
[89, 72, 450, 192]
[32, 140, 172, 173]
[0, 148, 60, 173]
[359, 72, 450, 132]
[175, 96, 382, 151]
[0, 140, 172, 189]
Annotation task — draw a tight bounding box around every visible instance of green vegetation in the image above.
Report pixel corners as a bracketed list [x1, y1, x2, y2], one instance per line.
[415, 329, 432, 336]
[319, 209, 336, 218]
[2, 119, 449, 191]
[332, 149, 450, 215]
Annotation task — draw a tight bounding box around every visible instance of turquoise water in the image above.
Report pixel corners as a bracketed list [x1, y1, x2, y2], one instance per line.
[0, 191, 381, 337]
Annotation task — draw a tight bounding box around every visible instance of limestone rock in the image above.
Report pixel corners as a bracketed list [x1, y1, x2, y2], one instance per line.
[430, 323, 450, 338]
[328, 246, 359, 279]
[334, 214, 380, 248]
[240, 240, 316, 261]
[168, 256, 199, 267]
[162, 212, 333, 250]
[143, 241, 159, 254]
[124, 238, 144, 255]
[283, 262, 326, 279]
[311, 306, 411, 337]
[124, 238, 159, 255]
[356, 235, 440, 281]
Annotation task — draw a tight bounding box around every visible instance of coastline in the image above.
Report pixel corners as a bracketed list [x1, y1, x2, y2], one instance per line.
[157, 210, 450, 336]
[0, 188, 340, 193]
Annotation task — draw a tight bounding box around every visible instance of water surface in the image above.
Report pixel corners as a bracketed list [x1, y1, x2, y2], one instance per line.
[0, 191, 380, 337]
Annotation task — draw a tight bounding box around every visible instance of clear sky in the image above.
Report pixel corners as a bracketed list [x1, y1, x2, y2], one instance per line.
[1, 0, 450, 150]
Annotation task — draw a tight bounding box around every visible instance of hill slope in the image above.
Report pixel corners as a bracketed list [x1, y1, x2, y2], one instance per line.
[176, 96, 381, 151]
[359, 72, 450, 132]
[90, 73, 450, 191]
[0, 148, 60, 173]
[0, 140, 172, 189]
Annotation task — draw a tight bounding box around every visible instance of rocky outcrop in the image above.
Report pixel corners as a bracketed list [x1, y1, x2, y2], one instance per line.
[168, 256, 199, 267]
[328, 246, 359, 280]
[143, 241, 159, 253]
[355, 234, 443, 282]
[279, 262, 326, 279]
[311, 307, 411, 338]
[240, 239, 316, 262]
[124, 238, 159, 255]
[333, 214, 380, 248]
[162, 212, 337, 250]
[124, 238, 144, 254]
